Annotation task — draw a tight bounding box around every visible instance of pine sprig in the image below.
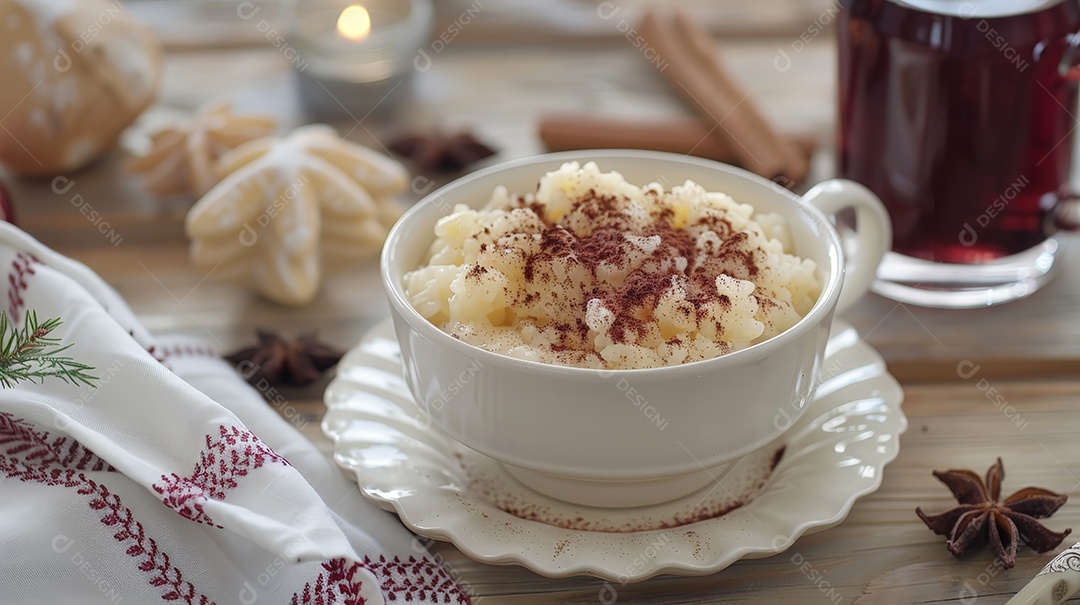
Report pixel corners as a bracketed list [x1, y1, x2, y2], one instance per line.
[0, 311, 98, 388]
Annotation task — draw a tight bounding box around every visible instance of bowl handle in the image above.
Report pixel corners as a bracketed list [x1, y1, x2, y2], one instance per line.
[801, 179, 892, 314]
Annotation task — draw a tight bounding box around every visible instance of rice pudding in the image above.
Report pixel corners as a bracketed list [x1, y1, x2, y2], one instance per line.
[404, 161, 821, 369]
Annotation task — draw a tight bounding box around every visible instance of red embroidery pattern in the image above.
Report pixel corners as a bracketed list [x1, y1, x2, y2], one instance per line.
[128, 331, 217, 370]
[87, 478, 215, 604]
[158, 343, 218, 360]
[0, 412, 114, 472]
[7, 252, 40, 320]
[362, 555, 471, 604]
[291, 558, 366, 605]
[153, 426, 290, 528]
[0, 415, 467, 604]
[0, 416, 216, 604]
[147, 344, 169, 365]
[289, 555, 472, 604]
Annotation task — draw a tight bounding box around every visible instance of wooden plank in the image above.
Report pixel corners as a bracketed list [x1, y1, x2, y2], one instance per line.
[127, 0, 844, 48]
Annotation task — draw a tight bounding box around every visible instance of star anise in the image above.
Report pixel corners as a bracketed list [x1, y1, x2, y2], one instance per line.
[916, 458, 1071, 568]
[225, 330, 343, 388]
[388, 130, 496, 173]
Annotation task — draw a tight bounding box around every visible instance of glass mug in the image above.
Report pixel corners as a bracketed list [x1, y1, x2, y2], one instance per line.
[838, 0, 1080, 307]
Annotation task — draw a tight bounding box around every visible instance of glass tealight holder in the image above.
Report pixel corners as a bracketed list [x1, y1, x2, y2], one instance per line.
[291, 0, 434, 120]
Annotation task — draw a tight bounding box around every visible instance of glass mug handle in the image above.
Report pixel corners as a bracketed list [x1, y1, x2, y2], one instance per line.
[802, 180, 892, 314]
[1056, 32, 1080, 230]
[1053, 193, 1080, 231]
[1059, 31, 1080, 81]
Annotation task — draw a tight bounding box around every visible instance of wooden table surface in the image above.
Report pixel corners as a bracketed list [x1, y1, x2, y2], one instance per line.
[7, 4, 1080, 603]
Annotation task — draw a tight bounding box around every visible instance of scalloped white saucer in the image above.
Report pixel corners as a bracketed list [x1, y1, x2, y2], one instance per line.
[322, 319, 906, 581]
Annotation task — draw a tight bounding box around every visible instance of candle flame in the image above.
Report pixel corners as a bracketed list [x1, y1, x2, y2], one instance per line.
[337, 4, 372, 41]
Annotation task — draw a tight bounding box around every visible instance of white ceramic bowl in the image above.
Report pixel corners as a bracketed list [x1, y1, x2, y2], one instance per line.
[380, 151, 890, 507]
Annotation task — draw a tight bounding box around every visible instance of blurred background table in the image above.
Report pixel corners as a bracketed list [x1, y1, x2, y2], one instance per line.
[7, 1, 1080, 602]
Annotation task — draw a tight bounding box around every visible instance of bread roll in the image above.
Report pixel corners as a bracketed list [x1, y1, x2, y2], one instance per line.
[0, 0, 161, 176]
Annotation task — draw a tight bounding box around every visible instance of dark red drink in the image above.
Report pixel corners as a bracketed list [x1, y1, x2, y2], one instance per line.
[838, 0, 1080, 263]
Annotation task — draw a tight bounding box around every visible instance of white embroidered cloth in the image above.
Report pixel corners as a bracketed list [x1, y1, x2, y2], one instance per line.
[0, 224, 470, 604]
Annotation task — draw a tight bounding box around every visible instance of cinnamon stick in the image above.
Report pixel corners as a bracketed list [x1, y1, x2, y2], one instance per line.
[672, 10, 809, 182]
[538, 114, 818, 169]
[636, 10, 807, 183]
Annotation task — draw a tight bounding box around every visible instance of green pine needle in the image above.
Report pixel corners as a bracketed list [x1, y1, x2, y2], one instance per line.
[0, 311, 98, 388]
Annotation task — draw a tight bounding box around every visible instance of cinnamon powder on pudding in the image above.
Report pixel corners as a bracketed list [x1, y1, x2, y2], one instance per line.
[403, 161, 820, 369]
